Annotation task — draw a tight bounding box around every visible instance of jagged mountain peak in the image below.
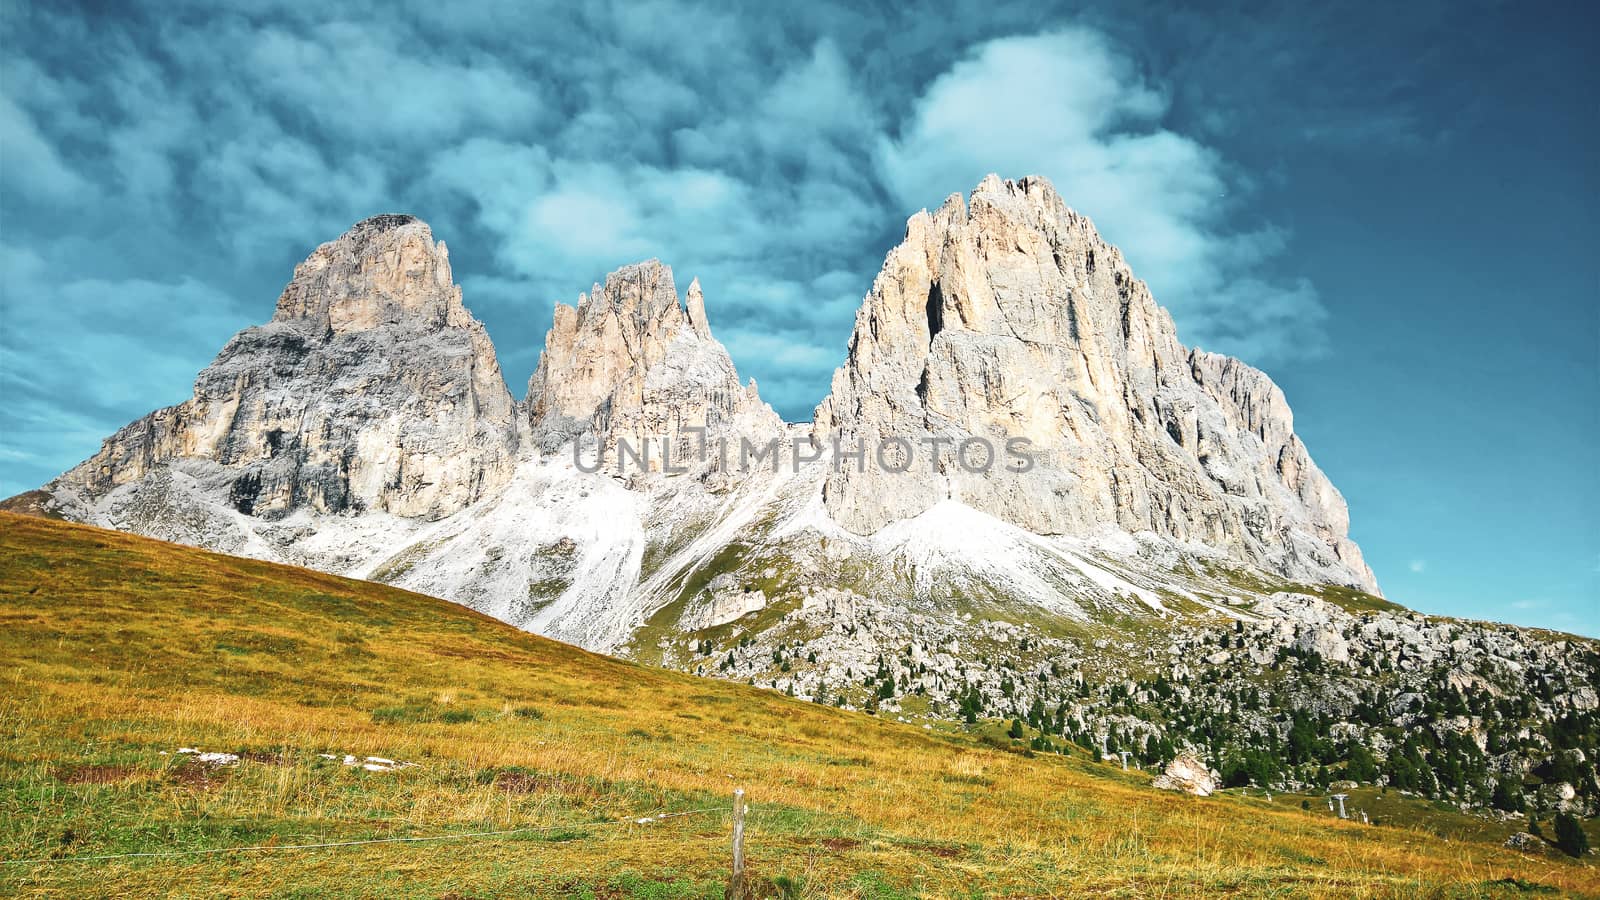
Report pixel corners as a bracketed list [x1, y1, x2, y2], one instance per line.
[815, 173, 1377, 594]
[40, 215, 518, 532]
[526, 259, 778, 454]
[579, 258, 679, 319]
[272, 213, 471, 338]
[23, 178, 1374, 648]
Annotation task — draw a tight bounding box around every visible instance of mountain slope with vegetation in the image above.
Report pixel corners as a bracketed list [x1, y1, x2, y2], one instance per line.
[0, 512, 1593, 898]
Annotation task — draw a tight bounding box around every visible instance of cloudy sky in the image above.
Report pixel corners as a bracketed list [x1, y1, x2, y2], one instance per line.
[1, 0, 1595, 634]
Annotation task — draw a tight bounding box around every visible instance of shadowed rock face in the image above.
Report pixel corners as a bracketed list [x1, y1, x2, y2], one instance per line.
[50, 215, 519, 521]
[814, 175, 1377, 593]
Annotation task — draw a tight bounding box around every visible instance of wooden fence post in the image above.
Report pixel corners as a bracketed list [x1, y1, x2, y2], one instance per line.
[727, 787, 747, 899]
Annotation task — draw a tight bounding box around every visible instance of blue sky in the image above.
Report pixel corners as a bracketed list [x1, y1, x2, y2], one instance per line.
[1, 0, 1595, 635]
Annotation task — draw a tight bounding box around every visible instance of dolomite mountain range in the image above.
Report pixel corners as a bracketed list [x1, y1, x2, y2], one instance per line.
[12, 174, 1383, 653]
[13, 177, 1598, 818]
[12, 175, 1600, 819]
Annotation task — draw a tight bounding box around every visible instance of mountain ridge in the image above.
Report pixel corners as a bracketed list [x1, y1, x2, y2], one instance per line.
[44, 215, 520, 524]
[6, 176, 1598, 824]
[16, 175, 1381, 612]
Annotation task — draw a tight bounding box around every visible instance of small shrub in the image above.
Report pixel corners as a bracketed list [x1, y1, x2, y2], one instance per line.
[1482, 877, 1558, 894]
[1491, 780, 1525, 813]
[1554, 812, 1589, 858]
[371, 701, 478, 724]
[370, 705, 413, 724]
[770, 874, 806, 900]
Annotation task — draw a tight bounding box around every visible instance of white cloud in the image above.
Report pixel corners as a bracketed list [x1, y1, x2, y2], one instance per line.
[419, 36, 889, 419]
[876, 28, 1329, 363]
[242, 23, 544, 143]
[1409, 559, 1427, 574]
[720, 330, 838, 371]
[0, 93, 90, 203]
[192, 133, 390, 258]
[0, 242, 255, 490]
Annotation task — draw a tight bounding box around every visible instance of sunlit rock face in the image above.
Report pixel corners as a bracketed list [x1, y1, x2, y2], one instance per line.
[50, 215, 519, 522]
[525, 259, 779, 467]
[814, 175, 1376, 593]
[20, 177, 1376, 643]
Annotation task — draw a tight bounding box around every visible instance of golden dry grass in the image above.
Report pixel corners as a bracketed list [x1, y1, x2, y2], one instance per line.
[0, 511, 1593, 898]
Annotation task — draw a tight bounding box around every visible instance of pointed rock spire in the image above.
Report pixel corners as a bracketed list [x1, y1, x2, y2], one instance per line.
[527, 261, 777, 458]
[685, 277, 712, 340]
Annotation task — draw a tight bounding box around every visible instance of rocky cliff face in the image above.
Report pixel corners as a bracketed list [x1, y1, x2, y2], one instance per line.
[19, 183, 1376, 614]
[814, 175, 1376, 593]
[48, 215, 518, 522]
[350, 258, 784, 650]
[525, 260, 778, 469]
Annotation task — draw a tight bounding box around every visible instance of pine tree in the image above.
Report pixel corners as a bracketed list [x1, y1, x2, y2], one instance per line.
[1554, 812, 1590, 858]
[1490, 779, 1524, 813]
[1008, 719, 1025, 740]
[1345, 741, 1379, 783]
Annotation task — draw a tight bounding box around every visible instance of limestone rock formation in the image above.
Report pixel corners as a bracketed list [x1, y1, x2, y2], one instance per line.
[1151, 753, 1221, 797]
[339, 258, 787, 651]
[46, 214, 518, 522]
[525, 260, 778, 468]
[814, 175, 1377, 593]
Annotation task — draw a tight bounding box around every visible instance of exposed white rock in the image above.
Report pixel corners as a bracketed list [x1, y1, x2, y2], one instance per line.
[319, 752, 417, 772]
[813, 175, 1376, 593]
[1152, 753, 1220, 796]
[43, 215, 518, 524]
[681, 573, 768, 630]
[177, 748, 240, 765]
[526, 259, 779, 467]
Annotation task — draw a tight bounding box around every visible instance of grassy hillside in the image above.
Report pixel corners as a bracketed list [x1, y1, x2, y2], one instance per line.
[0, 512, 1592, 898]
